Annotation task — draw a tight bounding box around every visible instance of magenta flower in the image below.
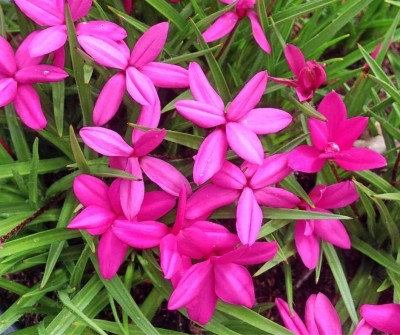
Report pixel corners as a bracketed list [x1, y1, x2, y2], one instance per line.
[168, 241, 278, 324]
[185, 154, 299, 245]
[0, 34, 68, 130]
[294, 181, 358, 269]
[202, 0, 271, 53]
[80, 127, 191, 220]
[288, 91, 387, 173]
[271, 44, 326, 101]
[78, 22, 189, 125]
[276, 293, 342, 335]
[68, 175, 173, 279]
[175, 62, 292, 185]
[356, 303, 400, 334]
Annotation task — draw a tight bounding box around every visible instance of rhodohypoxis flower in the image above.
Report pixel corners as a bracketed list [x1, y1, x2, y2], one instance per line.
[270, 44, 326, 101]
[168, 240, 278, 324]
[80, 127, 191, 220]
[68, 175, 174, 279]
[175, 62, 292, 185]
[0, 34, 68, 130]
[185, 154, 299, 245]
[78, 22, 189, 125]
[357, 303, 400, 334]
[288, 91, 387, 173]
[202, 0, 271, 53]
[294, 181, 358, 269]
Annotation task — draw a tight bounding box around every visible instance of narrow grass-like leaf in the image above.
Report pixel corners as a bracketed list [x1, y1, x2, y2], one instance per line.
[90, 165, 140, 180]
[286, 95, 326, 121]
[52, 81, 65, 137]
[28, 138, 39, 209]
[70, 244, 92, 289]
[5, 105, 30, 161]
[368, 75, 400, 105]
[107, 6, 148, 32]
[145, 0, 186, 30]
[373, 193, 400, 201]
[280, 174, 314, 207]
[69, 125, 90, 173]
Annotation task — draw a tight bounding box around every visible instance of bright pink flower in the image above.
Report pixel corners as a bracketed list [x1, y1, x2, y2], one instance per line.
[185, 154, 299, 245]
[79, 127, 191, 220]
[276, 293, 342, 335]
[357, 303, 400, 334]
[202, 0, 270, 53]
[168, 241, 278, 324]
[175, 62, 292, 185]
[122, 0, 132, 13]
[0, 34, 68, 130]
[270, 44, 326, 101]
[288, 91, 387, 173]
[78, 22, 189, 125]
[294, 181, 358, 269]
[68, 175, 173, 279]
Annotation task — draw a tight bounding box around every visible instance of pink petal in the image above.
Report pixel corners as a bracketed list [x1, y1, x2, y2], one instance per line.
[304, 295, 319, 335]
[211, 160, 247, 190]
[177, 227, 214, 259]
[139, 62, 189, 88]
[275, 298, 309, 335]
[98, 228, 128, 280]
[360, 304, 400, 334]
[284, 44, 306, 77]
[68, 206, 115, 234]
[126, 67, 159, 105]
[93, 72, 126, 126]
[29, 26, 67, 57]
[80, 127, 133, 157]
[313, 293, 342, 335]
[193, 128, 228, 185]
[108, 179, 123, 215]
[140, 156, 191, 196]
[14, 0, 64, 26]
[0, 37, 16, 76]
[122, 0, 132, 13]
[217, 242, 277, 265]
[168, 260, 214, 310]
[129, 22, 169, 68]
[246, 11, 271, 53]
[353, 319, 373, 335]
[295, 86, 314, 102]
[133, 129, 166, 157]
[172, 187, 187, 234]
[294, 220, 320, 269]
[13, 85, 47, 130]
[226, 122, 264, 165]
[119, 157, 144, 220]
[254, 187, 300, 208]
[0, 78, 17, 107]
[15, 31, 44, 68]
[236, 187, 263, 245]
[15, 65, 68, 84]
[175, 100, 226, 128]
[185, 184, 240, 220]
[67, 0, 93, 21]
[188, 62, 224, 111]
[73, 174, 110, 209]
[249, 153, 292, 189]
[288, 145, 325, 173]
[317, 91, 347, 130]
[202, 12, 239, 43]
[186, 280, 218, 325]
[112, 219, 168, 248]
[334, 148, 386, 171]
[76, 21, 127, 40]
[160, 234, 182, 279]
[309, 181, 358, 209]
[138, 191, 176, 221]
[132, 101, 161, 142]
[237, 108, 292, 134]
[308, 118, 328, 151]
[214, 263, 254, 307]
[332, 116, 368, 150]
[226, 71, 267, 121]
[78, 36, 129, 69]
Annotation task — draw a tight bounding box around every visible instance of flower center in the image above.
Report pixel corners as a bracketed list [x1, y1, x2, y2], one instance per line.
[324, 142, 340, 154]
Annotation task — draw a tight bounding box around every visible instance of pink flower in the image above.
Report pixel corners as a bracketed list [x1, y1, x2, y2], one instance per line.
[68, 175, 173, 279]
[0, 33, 68, 130]
[185, 154, 299, 245]
[271, 44, 326, 101]
[122, 0, 132, 13]
[168, 241, 278, 324]
[175, 62, 292, 185]
[202, 0, 271, 53]
[78, 22, 189, 125]
[79, 127, 191, 220]
[288, 91, 387, 173]
[356, 303, 400, 335]
[294, 181, 358, 269]
[276, 293, 342, 335]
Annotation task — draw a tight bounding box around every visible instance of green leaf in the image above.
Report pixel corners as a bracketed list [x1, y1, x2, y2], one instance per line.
[28, 138, 39, 209]
[367, 75, 400, 106]
[52, 81, 65, 137]
[286, 94, 326, 121]
[373, 193, 400, 201]
[69, 125, 90, 173]
[107, 6, 148, 32]
[90, 165, 141, 180]
[145, 0, 186, 30]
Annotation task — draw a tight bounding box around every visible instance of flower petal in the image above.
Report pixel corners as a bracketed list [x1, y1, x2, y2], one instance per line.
[73, 174, 110, 209]
[138, 191, 176, 221]
[13, 85, 47, 130]
[133, 129, 166, 157]
[29, 26, 67, 57]
[237, 108, 292, 134]
[275, 298, 309, 335]
[15, 64, 68, 84]
[67, 0, 93, 21]
[308, 118, 328, 151]
[317, 91, 347, 130]
[294, 220, 320, 269]
[79, 127, 133, 157]
[309, 181, 359, 209]
[227, 71, 268, 121]
[202, 12, 239, 43]
[284, 44, 306, 77]
[211, 160, 247, 190]
[175, 100, 226, 128]
[246, 11, 271, 53]
[226, 122, 264, 165]
[314, 293, 342, 335]
[353, 319, 373, 335]
[15, 31, 44, 68]
[0, 78, 17, 107]
[360, 303, 400, 334]
[160, 234, 182, 279]
[14, 0, 64, 26]
[217, 242, 277, 265]
[129, 22, 169, 68]
[126, 67, 158, 105]
[254, 187, 300, 208]
[132, 102, 162, 142]
[333, 116, 368, 150]
[68, 206, 115, 235]
[139, 62, 189, 88]
[0, 37, 16, 76]
[186, 279, 218, 325]
[76, 21, 127, 40]
[288, 145, 325, 173]
[334, 148, 386, 171]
